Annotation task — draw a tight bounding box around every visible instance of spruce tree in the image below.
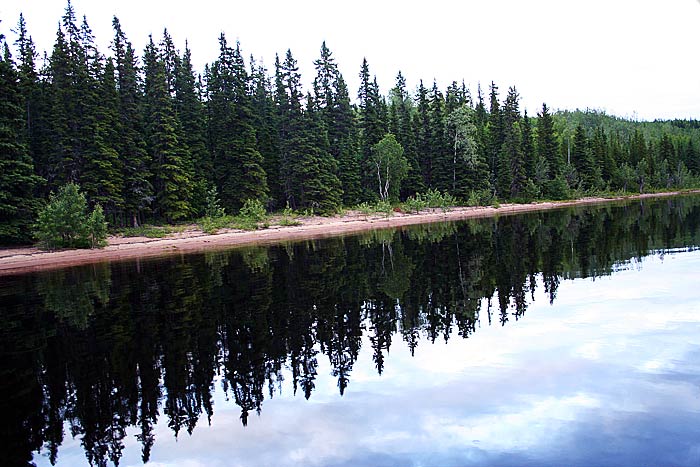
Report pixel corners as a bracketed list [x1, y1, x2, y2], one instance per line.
[330, 74, 362, 205]
[414, 80, 432, 188]
[143, 36, 192, 221]
[536, 103, 564, 197]
[111, 18, 152, 225]
[299, 94, 343, 213]
[175, 42, 209, 215]
[312, 42, 359, 205]
[571, 124, 601, 190]
[521, 110, 536, 182]
[207, 34, 268, 212]
[250, 58, 282, 207]
[487, 82, 504, 187]
[81, 58, 124, 217]
[428, 81, 452, 193]
[0, 38, 43, 243]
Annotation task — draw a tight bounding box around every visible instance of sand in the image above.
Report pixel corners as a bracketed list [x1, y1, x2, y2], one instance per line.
[0, 191, 696, 276]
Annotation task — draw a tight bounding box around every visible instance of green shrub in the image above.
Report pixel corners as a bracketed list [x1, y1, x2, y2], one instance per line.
[403, 195, 429, 213]
[34, 183, 107, 250]
[356, 202, 373, 215]
[356, 200, 394, 217]
[278, 204, 302, 226]
[86, 205, 108, 248]
[199, 215, 235, 234]
[204, 185, 226, 218]
[239, 199, 267, 223]
[545, 176, 570, 200]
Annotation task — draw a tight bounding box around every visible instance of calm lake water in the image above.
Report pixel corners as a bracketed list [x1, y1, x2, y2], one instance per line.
[3, 195, 700, 467]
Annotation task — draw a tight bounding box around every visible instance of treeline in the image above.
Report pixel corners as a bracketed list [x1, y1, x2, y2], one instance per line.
[3, 196, 700, 466]
[2, 1, 700, 243]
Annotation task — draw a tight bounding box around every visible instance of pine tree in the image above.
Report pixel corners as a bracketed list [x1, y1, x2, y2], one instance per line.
[299, 94, 343, 213]
[571, 124, 599, 190]
[13, 14, 43, 168]
[536, 103, 563, 197]
[250, 58, 282, 207]
[521, 110, 536, 182]
[312, 42, 358, 205]
[331, 74, 362, 205]
[428, 81, 452, 193]
[207, 34, 268, 212]
[414, 80, 432, 188]
[81, 58, 124, 217]
[0, 38, 43, 243]
[143, 36, 192, 221]
[175, 42, 209, 216]
[275, 49, 340, 212]
[112, 17, 152, 226]
[683, 139, 699, 175]
[487, 82, 504, 188]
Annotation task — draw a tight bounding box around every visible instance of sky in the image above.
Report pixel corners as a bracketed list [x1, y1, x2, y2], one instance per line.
[1, 0, 699, 121]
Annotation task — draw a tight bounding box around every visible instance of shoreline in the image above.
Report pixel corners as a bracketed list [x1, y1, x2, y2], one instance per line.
[1, 190, 697, 276]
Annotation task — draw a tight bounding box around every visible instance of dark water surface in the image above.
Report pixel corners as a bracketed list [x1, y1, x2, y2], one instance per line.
[3, 196, 700, 467]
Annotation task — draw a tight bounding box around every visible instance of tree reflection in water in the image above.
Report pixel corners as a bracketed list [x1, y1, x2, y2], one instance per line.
[1, 196, 700, 466]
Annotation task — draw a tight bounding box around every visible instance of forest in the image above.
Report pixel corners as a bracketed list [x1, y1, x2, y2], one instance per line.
[2, 1, 700, 244]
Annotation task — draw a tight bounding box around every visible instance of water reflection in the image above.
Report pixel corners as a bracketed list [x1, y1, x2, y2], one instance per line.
[1, 196, 700, 466]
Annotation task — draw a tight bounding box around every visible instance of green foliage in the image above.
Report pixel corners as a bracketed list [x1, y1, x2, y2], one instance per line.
[34, 183, 107, 249]
[402, 189, 456, 212]
[86, 204, 108, 248]
[403, 196, 429, 213]
[204, 185, 226, 219]
[370, 133, 409, 202]
[544, 175, 571, 200]
[466, 189, 496, 207]
[278, 203, 302, 226]
[238, 198, 267, 222]
[4, 8, 700, 244]
[356, 200, 393, 217]
[198, 215, 234, 234]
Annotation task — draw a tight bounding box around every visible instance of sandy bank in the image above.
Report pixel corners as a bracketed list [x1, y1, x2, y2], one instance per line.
[0, 191, 696, 276]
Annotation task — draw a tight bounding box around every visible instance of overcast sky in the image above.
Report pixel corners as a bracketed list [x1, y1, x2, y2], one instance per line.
[1, 0, 699, 121]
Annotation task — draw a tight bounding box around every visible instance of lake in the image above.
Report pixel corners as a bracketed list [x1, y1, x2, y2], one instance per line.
[3, 195, 700, 467]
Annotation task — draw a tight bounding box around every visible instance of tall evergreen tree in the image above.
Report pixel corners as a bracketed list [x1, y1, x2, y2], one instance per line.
[112, 17, 152, 226]
[207, 34, 268, 211]
[143, 36, 192, 221]
[275, 49, 341, 212]
[312, 42, 360, 205]
[0, 37, 42, 243]
[274, 50, 303, 207]
[300, 94, 343, 213]
[428, 81, 452, 193]
[174, 42, 209, 215]
[536, 103, 561, 182]
[487, 82, 504, 187]
[521, 110, 536, 182]
[330, 73, 361, 205]
[414, 80, 432, 188]
[571, 124, 600, 190]
[250, 58, 281, 207]
[81, 58, 124, 217]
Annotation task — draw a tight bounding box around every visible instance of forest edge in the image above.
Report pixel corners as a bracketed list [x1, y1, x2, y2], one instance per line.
[1, 190, 698, 276]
